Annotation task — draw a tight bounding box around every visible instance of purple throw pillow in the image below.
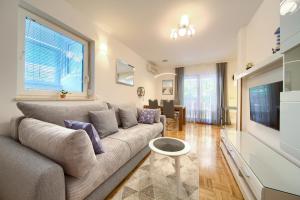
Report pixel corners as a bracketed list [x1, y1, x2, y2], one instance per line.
[138, 109, 156, 124]
[64, 120, 104, 154]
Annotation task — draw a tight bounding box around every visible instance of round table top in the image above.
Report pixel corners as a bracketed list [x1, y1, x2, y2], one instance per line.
[149, 137, 191, 157]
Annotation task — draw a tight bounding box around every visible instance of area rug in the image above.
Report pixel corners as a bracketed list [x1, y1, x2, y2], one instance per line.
[111, 153, 199, 200]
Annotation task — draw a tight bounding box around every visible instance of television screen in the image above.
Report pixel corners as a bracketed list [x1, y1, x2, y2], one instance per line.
[249, 81, 283, 130]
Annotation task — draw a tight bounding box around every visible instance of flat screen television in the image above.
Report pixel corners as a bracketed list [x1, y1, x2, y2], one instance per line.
[249, 81, 283, 130]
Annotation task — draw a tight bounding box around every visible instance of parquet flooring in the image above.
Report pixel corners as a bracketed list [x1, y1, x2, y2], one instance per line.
[107, 123, 244, 200]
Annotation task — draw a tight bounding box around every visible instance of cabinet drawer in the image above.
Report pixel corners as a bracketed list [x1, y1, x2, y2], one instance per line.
[239, 159, 263, 200]
[227, 143, 241, 168]
[220, 130, 226, 143]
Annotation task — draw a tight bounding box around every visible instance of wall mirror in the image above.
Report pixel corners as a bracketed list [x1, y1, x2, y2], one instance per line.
[116, 59, 135, 86]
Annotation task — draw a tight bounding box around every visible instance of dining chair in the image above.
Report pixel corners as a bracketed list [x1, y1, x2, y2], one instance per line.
[148, 99, 159, 109]
[162, 100, 179, 131]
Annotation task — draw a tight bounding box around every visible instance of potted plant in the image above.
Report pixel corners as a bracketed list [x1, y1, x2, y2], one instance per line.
[59, 90, 69, 99]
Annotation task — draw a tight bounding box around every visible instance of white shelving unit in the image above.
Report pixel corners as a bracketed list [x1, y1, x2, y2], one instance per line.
[226, 5, 300, 200]
[220, 129, 300, 200]
[234, 53, 283, 80]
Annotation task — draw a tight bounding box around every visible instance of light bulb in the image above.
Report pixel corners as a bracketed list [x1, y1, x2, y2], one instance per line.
[173, 32, 178, 39]
[100, 43, 108, 55]
[187, 26, 195, 37]
[190, 26, 196, 35]
[178, 27, 187, 37]
[170, 29, 178, 39]
[180, 15, 190, 27]
[187, 28, 192, 36]
[280, 0, 298, 15]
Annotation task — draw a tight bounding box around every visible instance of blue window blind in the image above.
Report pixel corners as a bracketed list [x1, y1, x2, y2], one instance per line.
[24, 17, 84, 93]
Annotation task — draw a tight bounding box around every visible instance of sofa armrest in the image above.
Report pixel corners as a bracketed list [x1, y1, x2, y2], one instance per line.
[10, 116, 25, 140]
[0, 136, 65, 200]
[160, 115, 166, 136]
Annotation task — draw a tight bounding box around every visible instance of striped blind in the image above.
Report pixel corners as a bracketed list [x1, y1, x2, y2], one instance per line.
[24, 17, 84, 92]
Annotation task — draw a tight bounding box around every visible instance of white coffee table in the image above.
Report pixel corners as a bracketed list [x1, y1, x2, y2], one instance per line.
[149, 137, 191, 195]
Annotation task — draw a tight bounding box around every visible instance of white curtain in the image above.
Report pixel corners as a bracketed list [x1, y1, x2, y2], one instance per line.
[183, 66, 218, 124]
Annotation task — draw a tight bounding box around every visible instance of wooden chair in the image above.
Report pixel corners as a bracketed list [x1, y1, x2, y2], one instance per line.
[162, 100, 179, 131]
[148, 99, 159, 109]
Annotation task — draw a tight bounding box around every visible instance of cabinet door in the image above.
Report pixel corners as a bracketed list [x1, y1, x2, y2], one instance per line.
[281, 6, 300, 51]
[284, 44, 300, 92]
[280, 101, 300, 160]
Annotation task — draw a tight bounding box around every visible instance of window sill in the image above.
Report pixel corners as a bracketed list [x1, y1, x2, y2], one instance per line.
[15, 95, 96, 101]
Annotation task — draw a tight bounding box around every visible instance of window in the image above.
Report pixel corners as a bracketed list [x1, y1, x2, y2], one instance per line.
[184, 72, 217, 124]
[18, 8, 89, 98]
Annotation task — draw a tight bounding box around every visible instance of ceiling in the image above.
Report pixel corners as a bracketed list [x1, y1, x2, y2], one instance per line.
[67, 0, 262, 67]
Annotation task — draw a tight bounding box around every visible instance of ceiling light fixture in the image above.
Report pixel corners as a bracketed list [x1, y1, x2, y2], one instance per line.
[170, 15, 195, 40]
[154, 73, 177, 78]
[280, 0, 299, 15]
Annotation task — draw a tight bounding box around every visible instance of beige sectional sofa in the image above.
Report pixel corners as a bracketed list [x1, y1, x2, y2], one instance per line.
[0, 102, 166, 200]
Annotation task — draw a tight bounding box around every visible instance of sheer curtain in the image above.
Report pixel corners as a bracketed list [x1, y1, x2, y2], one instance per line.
[183, 66, 218, 124]
[216, 62, 231, 126]
[174, 67, 184, 105]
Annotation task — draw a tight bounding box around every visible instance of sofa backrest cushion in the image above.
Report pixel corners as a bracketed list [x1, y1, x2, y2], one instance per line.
[106, 103, 122, 126]
[119, 108, 138, 129]
[138, 109, 156, 124]
[89, 110, 119, 138]
[64, 120, 104, 154]
[18, 118, 97, 178]
[17, 102, 108, 127]
[107, 103, 138, 127]
[138, 108, 161, 123]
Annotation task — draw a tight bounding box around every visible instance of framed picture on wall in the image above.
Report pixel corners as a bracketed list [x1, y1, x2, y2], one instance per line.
[162, 80, 173, 95]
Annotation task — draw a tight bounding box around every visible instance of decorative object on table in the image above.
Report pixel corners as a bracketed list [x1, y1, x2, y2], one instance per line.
[111, 153, 198, 200]
[162, 80, 173, 95]
[136, 87, 145, 97]
[59, 90, 69, 99]
[116, 59, 135, 86]
[246, 62, 254, 70]
[272, 27, 280, 54]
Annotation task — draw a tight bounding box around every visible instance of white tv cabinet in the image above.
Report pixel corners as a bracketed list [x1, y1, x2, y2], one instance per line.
[220, 129, 300, 200]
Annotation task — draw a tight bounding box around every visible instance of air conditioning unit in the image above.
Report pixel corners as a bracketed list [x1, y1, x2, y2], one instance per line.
[146, 63, 159, 75]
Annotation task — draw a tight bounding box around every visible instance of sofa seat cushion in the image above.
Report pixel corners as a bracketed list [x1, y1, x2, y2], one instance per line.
[108, 123, 163, 157]
[65, 137, 131, 200]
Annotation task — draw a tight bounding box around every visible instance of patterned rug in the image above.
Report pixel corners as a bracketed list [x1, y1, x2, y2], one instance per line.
[112, 153, 199, 200]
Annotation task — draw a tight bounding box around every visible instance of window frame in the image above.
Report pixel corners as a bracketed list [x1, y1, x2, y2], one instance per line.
[17, 8, 89, 99]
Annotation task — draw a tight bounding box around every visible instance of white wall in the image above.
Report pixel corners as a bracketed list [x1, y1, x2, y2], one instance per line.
[0, 0, 156, 135]
[237, 0, 280, 72]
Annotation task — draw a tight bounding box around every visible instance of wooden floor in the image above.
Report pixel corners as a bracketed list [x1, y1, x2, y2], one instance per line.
[107, 123, 244, 200]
